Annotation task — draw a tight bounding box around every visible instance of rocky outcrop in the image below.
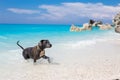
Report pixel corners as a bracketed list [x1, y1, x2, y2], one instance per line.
[70, 19, 95, 32]
[93, 21, 112, 30]
[115, 25, 120, 33]
[70, 24, 87, 32]
[97, 24, 112, 30]
[92, 21, 103, 26]
[70, 23, 92, 32]
[113, 13, 120, 33]
[70, 19, 112, 32]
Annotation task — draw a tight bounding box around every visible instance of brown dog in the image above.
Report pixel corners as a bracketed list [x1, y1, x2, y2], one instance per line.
[17, 40, 52, 63]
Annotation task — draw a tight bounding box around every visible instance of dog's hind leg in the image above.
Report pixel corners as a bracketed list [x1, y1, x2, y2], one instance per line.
[34, 57, 37, 63]
[22, 51, 30, 60]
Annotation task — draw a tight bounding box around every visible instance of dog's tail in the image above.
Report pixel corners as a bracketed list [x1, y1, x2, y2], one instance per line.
[17, 41, 24, 50]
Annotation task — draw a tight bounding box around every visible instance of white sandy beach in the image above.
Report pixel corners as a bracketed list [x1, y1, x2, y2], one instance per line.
[0, 39, 120, 80]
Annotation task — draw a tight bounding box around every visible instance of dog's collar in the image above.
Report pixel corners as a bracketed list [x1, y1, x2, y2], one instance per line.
[37, 45, 41, 50]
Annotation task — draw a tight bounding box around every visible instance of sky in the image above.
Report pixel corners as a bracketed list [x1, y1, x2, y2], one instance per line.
[0, 0, 120, 24]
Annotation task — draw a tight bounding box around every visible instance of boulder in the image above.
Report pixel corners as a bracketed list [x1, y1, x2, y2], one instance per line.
[92, 21, 103, 26]
[115, 25, 120, 33]
[113, 13, 120, 33]
[98, 24, 112, 30]
[70, 24, 77, 32]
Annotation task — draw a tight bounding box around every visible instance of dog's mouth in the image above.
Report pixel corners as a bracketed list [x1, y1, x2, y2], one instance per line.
[46, 44, 52, 48]
[50, 44, 52, 47]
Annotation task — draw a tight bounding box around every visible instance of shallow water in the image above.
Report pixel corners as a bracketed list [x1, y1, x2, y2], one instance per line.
[0, 24, 118, 51]
[0, 24, 119, 64]
[0, 24, 120, 80]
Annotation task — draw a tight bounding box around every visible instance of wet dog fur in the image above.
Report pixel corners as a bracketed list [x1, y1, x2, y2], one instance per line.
[17, 40, 52, 63]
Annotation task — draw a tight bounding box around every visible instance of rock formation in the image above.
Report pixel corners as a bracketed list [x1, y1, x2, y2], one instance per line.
[70, 19, 95, 32]
[70, 19, 113, 32]
[113, 13, 120, 33]
[97, 24, 112, 30]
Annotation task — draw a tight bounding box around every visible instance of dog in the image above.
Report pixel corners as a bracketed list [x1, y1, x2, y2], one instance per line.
[17, 40, 52, 63]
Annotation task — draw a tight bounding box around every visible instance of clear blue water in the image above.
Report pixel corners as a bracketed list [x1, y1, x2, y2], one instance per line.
[0, 24, 115, 52]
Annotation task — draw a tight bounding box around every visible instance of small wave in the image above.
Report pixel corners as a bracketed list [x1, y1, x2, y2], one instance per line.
[0, 36, 7, 39]
[8, 49, 21, 53]
[70, 40, 96, 47]
[57, 40, 97, 49]
[57, 37, 119, 49]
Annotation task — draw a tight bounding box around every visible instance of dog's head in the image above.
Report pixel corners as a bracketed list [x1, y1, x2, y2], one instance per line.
[38, 40, 52, 49]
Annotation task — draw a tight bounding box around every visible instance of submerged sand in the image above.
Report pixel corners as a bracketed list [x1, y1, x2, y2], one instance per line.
[0, 40, 120, 80]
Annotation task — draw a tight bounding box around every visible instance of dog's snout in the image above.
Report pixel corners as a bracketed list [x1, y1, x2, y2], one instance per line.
[50, 44, 52, 47]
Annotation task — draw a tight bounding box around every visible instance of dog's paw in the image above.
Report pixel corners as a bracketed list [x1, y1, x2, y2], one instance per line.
[48, 57, 54, 63]
[48, 58, 51, 63]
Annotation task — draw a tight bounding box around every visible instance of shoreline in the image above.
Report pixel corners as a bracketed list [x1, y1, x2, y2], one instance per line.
[0, 39, 120, 80]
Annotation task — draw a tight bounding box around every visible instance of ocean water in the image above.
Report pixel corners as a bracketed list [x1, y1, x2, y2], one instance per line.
[0, 24, 119, 53]
[0, 24, 119, 63]
[0, 24, 120, 80]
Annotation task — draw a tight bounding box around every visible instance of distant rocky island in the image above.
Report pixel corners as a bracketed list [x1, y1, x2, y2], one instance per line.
[70, 13, 120, 33]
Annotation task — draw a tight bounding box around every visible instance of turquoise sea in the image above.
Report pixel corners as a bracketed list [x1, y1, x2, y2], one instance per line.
[0, 24, 120, 80]
[0, 24, 119, 53]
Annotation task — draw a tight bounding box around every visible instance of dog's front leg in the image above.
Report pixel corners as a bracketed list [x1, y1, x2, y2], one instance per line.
[33, 53, 37, 63]
[42, 55, 51, 63]
[34, 56, 37, 63]
[34, 50, 41, 63]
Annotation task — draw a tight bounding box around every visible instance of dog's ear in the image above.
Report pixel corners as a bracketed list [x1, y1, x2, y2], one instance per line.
[40, 40, 44, 43]
[38, 42, 41, 46]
